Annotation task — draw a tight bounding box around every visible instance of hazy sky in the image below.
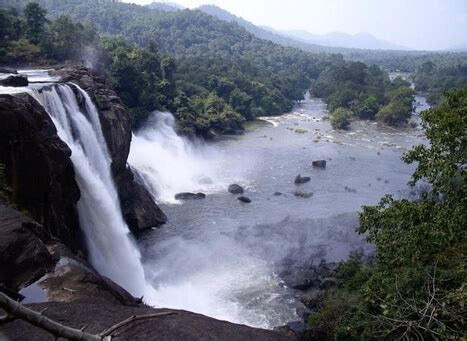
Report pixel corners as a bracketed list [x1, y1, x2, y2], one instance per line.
[122, 0, 467, 50]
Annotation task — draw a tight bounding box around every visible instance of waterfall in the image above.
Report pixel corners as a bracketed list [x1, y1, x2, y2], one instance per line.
[129, 112, 237, 203]
[36, 84, 147, 297]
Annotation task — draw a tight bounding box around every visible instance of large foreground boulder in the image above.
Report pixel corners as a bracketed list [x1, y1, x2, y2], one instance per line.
[1, 300, 295, 341]
[0, 203, 56, 291]
[0, 93, 81, 251]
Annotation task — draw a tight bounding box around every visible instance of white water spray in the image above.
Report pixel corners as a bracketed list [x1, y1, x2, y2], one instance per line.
[129, 112, 240, 203]
[36, 84, 147, 297]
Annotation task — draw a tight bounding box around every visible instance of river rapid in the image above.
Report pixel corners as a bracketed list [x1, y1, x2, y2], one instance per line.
[132, 94, 429, 329]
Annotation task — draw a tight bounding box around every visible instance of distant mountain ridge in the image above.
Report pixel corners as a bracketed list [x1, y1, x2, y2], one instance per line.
[279, 30, 407, 50]
[197, 4, 348, 54]
[197, 4, 406, 52]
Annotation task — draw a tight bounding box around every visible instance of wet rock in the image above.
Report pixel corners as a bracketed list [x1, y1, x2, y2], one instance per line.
[238, 196, 251, 203]
[117, 167, 167, 233]
[0, 75, 28, 87]
[228, 184, 244, 194]
[294, 174, 311, 184]
[0, 93, 81, 250]
[319, 277, 337, 290]
[175, 192, 206, 200]
[312, 160, 326, 168]
[2, 301, 294, 341]
[294, 191, 313, 199]
[281, 269, 319, 290]
[0, 203, 56, 291]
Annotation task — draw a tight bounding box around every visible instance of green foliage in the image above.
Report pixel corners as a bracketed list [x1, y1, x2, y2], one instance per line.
[330, 107, 351, 130]
[0, 3, 101, 64]
[23, 2, 47, 44]
[353, 95, 380, 119]
[375, 100, 411, 126]
[0, 0, 337, 133]
[413, 61, 467, 105]
[312, 88, 466, 340]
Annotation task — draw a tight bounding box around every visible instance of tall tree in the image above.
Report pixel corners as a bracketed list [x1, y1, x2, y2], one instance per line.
[23, 2, 47, 44]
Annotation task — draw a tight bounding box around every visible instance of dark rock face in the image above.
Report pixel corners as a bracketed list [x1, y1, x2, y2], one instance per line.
[175, 192, 206, 200]
[56, 67, 166, 232]
[312, 160, 327, 168]
[117, 167, 167, 232]
[0, 75, 28, 87]
[0, 203, 56, 291]
[228, 184, 244, 194]
[2, 301, 295, 341]
[294, 174, 311, 184]
[238, 196, 251, 203]
[0, 93, 81, 250]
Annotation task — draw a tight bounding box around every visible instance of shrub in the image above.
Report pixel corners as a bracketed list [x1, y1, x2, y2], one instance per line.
[330, 107, 351, 130]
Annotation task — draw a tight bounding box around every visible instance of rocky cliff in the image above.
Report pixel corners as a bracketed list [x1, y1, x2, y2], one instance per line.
[0, 92, 82, 251]
[57, 67, 167, 232]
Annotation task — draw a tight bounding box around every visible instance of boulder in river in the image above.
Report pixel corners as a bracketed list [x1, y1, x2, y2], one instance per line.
[238, 196, 251, 203]
[175, 192, 206, 200]
[294, 191, 313, 199]
[228, 184, 244, 194]
[0, 75, 28, 87]
[294, 174, 311, 184]
[281, 269, 319, 290]
[312, 160, 327, 168]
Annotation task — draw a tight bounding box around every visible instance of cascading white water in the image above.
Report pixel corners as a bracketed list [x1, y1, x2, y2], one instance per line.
[129, 112, 244, 203]
[36, 84, 147, 297]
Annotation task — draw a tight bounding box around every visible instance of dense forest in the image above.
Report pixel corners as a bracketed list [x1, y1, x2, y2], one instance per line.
[412, 61, 467, 105]
[1, 0, 454, 136]
[0, 0, 331, 135]
[310, 61, 415, 127]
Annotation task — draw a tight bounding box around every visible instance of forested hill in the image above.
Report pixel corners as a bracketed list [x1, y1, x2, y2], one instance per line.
[0, 0, 340, 135]
[195, 4, 467, 72]
[1, 0, 463, 136]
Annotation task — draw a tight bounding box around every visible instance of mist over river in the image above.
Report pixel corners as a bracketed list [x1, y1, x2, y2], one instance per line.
[130, 95, 428, 329]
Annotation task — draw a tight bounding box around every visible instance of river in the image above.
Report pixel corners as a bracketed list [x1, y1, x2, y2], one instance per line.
[131, 94, 428, 329]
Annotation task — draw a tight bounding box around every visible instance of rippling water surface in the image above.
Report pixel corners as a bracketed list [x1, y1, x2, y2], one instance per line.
[136, 96, 427, 328]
